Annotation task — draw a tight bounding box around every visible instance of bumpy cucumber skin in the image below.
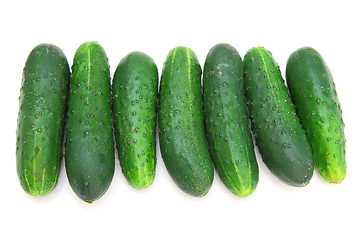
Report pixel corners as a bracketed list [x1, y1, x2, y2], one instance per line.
[112, 52, 158, 189]
[65, 41, 114, 203]
[244, 47, 314, 187]
[16, 44, 70, 196]
[203, 43, 258, 197]
[159, 46, 214, 197]
[286, 47, 346, 183]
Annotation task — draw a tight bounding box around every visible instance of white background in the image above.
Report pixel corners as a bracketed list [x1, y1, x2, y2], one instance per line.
[1, 0, 359, 239]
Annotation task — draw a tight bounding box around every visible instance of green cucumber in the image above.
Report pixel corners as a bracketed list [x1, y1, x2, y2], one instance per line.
[244, 47, 314, 187]
[112, 51, 158, 189]
[159, 46, 214, 197]
[286, 47, 346, 183]
[203, 43, 258, 197]
[16, 43, 70, 196]
[65, 41, 114, 203]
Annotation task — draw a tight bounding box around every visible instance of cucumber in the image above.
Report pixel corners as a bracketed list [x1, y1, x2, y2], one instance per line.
[112, 51, 158, 189]
[16, 43, 70, 196]
[65, 41, 114, 203]
[286, 47, 346, 183]
[243, 47, 314, 187]
[203, 43, 258, 197]
[159, 46, 214, 197]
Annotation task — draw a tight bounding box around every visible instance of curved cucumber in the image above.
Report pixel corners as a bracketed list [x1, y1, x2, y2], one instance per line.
[159, 46, 214, 197]
[112, 51, 158, 189]
[203, 43, 258, 197]
[65, 41, 114, 203]
[16, 43, 70, 196]
[286, 47, 346, 183]
[244, 47, 314, 187]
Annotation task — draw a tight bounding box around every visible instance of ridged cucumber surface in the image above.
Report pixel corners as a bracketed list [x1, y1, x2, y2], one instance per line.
[244, 47, 314, 187]
[203, 43, 258, 197]
[286, 47, 346, 183]
[112, 51, 158, 189]
[16, 43, 70, 196]
[65, 41, 114, 203]
[159, 46, 214, 197]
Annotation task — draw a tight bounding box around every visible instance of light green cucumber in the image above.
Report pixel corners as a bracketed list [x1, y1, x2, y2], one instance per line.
[286, 47, 346, 183]
[112, 51, 158, 189]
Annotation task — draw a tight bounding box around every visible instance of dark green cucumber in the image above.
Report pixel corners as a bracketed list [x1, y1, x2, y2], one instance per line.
[112, 51, 158, 189]
[65, 41, 114, 203]
[286, 47, 346, 183]
[16, 43, 70, 196]
[203, 43, 258, 197]
[244, 47, 314, 187]
[159, 46, 214, 197]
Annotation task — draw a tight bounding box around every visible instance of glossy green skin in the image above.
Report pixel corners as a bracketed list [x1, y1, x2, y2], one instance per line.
[65, 41, 114, 203]
[112, 52, 158, 189]
[203, 43, 258, 197]
[159, 46, 214, 197]
[16, 44, 70, 196]
[286, 47, 346, 183]
[244, 47, 314, 187]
